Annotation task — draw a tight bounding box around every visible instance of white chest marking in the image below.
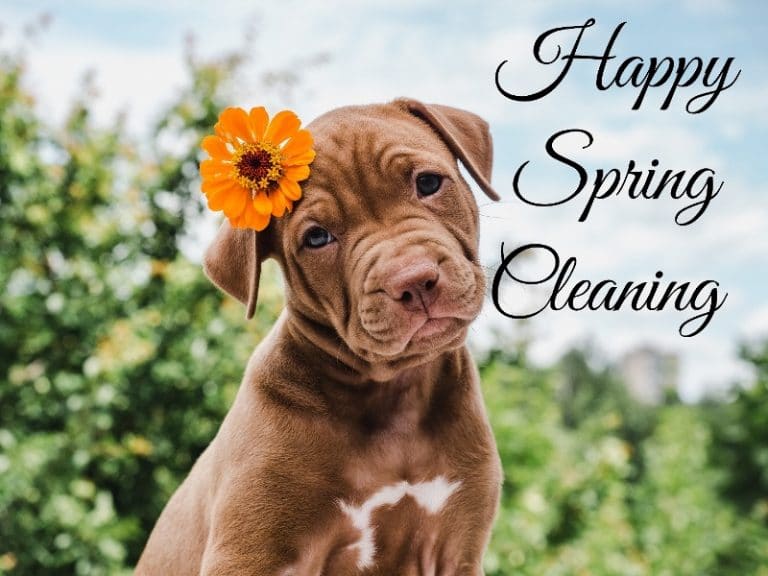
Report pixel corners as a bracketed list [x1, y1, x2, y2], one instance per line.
[338, 475, 462, 569]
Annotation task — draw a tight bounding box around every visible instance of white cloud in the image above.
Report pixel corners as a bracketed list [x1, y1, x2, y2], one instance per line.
[27, 45, 184, 133]
[743, 304, 768, 340]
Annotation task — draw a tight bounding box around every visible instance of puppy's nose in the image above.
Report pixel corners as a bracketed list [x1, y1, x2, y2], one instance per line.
[383, 260, 440, 312]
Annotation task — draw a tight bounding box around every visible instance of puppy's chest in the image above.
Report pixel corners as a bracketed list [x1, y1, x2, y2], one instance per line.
[281, 397, 477, 574]
[285, 473, 465, 576]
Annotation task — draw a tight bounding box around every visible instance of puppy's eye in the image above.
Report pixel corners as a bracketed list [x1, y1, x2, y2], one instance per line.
[302, 226, 335, 249]
[416, 173, 443, 197]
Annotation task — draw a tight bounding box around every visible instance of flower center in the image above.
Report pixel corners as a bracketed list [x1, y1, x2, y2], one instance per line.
[232, 142, 283, 193]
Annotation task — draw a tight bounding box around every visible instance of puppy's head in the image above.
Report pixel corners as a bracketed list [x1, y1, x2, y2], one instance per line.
[204, 99, 498, 378]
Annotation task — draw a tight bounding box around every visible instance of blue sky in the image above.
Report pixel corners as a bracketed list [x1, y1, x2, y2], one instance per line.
[3, 0, 766, 399]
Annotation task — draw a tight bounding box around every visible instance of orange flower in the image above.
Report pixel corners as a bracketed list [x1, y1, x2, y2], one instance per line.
[200, 107, 315, 231]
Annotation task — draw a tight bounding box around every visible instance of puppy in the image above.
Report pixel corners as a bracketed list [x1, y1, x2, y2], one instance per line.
[136, 99, 502, 575]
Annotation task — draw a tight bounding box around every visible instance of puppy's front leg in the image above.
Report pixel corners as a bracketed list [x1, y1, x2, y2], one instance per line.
[197, 472, 354, 576]
[199, 522, 359, 576]
[441, 466, 501, 576]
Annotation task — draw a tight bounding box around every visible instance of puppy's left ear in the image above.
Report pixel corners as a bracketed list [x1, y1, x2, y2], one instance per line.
[203, 221, 263, 320]
[395, 98, 500, 201]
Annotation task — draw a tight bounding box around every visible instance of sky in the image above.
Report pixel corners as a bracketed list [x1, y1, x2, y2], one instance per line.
[2, 0, 766, 400]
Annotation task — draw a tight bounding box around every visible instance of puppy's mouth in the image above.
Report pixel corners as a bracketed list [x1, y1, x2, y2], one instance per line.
[412, 317, 453, 340]
[355, 310, 473, 361]
[410, 316, 463, 343]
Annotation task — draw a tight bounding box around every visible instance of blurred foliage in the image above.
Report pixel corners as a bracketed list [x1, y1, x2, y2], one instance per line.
[481, 343, 768, 576]
[0, 36, 283, 574]
[0, 32, 766, 576]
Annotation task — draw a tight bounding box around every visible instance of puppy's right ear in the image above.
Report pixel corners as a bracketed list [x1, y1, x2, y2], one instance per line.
[203, 221, 261, 319]
[394, 98, 500, 202]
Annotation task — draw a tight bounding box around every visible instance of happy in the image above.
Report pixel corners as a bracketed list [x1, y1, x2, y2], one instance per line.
[491, 243, 727, 337]
[495, 19, 741, 113]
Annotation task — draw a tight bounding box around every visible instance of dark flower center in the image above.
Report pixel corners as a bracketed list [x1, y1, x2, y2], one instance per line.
[237, 150, 271, 183]
[232, 142, 283, 192]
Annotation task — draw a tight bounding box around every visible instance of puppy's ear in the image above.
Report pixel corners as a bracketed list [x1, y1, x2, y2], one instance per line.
[203, 221, 261, 319]
[395, 98, 500, 201]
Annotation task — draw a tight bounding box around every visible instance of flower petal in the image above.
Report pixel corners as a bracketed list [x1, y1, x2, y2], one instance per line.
[283, 149, 316, 167]
[253, 212, 271, 232]
[230, 213, 247, 229]
[201, 177, 235, 196]
[201, 135, 231, 160]
[265, 110, 300, 145]
[201, 171, 232, 188]
[248, 107, 269, 140]
[283, 165, 310, 182]
[206, 191, 227, 212]
[282, 130, 313, 160]
[221, 187, 248, 219]
[279, 178, 302, 201]
[253, 190, 272, 215]
[216, 107, 252, 143]
[200, 159, 232, 178]
[242, 203, 270, 231]
[206, 182, 250, 211]
[205, 182, 241, 211]
[245, 204, 260, 229]
[270, 190, 290, 217]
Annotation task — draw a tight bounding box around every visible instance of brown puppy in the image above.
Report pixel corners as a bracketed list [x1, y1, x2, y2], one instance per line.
[136, 99, 502, 575]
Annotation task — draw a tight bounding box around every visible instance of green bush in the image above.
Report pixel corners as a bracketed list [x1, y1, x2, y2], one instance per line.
[0, 40, 283, 574]
[480, 345, 768, 575]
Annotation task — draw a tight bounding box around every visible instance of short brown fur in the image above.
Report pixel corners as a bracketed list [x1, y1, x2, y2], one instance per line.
[136, 99, 502, 575]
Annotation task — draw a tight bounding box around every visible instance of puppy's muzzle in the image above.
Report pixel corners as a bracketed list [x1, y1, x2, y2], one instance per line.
[381, 258, 440, 314]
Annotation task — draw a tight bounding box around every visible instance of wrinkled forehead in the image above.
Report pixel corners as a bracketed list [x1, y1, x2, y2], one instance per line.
[296, 105, 454, 217]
